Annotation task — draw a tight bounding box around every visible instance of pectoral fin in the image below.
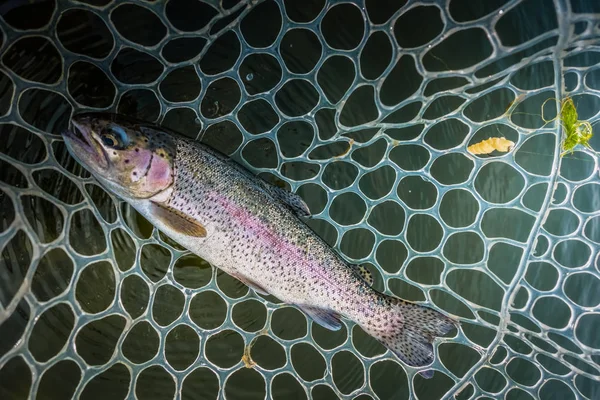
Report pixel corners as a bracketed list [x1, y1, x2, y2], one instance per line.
[150, 202, 207, 237]
[298, 305, 342, 331]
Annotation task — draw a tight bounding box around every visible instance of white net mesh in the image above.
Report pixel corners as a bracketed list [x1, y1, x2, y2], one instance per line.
[0, 0, 599, 399]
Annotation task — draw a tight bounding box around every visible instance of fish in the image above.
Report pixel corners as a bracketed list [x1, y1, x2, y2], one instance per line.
[62, 112, 458, 377]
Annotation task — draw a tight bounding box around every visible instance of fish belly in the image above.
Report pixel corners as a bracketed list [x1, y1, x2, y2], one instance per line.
[129, 196, 333, 307]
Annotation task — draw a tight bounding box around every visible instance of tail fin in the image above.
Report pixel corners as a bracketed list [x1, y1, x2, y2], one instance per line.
[362, 296, 458, 376]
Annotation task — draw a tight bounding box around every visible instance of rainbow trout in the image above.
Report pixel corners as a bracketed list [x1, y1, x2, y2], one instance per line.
[62, 113, 457, 377]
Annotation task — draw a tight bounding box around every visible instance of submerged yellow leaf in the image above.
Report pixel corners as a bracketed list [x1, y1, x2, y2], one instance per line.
[467, 137, 515, 155]
[242, 337, 258, 368]
[242, 346, 255, 368]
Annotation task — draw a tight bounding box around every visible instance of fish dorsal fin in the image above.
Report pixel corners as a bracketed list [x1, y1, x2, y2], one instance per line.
[221, 158, 311, 217]
[264, 185, 311, 217]
[352, 264, 374, 286]
[150, 202, 207, 237]
[298, 305, 342, 331]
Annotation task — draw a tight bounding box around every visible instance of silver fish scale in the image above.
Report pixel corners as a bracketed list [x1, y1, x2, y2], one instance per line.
[0, 0, 600, 399]
[170, 138, 359, 301]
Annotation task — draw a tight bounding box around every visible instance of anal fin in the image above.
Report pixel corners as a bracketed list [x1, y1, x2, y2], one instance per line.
[298, 305, 342, 331]
[150, 202, 207, 237]
[419, 369, 434, 379]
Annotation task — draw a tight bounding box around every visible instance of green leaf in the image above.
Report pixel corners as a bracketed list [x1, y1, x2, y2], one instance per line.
[561, 98, 578, 136]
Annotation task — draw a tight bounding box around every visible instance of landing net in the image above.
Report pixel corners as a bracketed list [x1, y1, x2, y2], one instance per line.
[0, 0, 599, 399]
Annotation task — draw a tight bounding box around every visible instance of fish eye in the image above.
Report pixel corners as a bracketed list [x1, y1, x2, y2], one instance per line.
[106, 125, 129, 147]
[100, 133, 118, 147]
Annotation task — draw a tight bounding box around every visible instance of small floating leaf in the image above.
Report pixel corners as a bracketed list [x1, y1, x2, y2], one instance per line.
[561, 97, 578, 135]
[560, 98, 593, 156]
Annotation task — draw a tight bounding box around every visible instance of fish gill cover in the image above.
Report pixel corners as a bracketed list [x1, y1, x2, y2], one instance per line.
[0, 0, 599, 399]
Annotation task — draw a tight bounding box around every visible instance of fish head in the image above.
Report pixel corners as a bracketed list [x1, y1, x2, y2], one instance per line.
[62, 113, 176, 199]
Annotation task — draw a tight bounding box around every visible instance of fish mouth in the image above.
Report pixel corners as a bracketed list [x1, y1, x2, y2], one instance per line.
[62, 117, 109, 171]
